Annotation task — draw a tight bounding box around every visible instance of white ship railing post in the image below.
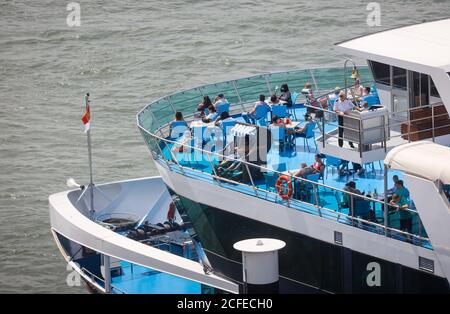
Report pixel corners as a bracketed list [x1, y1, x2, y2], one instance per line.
[103, 255, 111, 293]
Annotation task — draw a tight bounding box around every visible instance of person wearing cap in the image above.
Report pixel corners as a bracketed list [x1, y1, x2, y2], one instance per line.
[334, 91, 363, 148]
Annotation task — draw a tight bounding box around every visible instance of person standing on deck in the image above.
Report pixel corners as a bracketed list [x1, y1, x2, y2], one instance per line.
[334, 91, 363, 148]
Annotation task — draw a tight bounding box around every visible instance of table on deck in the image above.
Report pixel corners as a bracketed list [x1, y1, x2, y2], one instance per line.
[189, 120, 216, 128]
[189, 120, 220, 146]
[284, 121, 301, 130]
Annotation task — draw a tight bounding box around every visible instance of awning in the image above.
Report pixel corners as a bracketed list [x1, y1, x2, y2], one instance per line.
[384, 141, 450, 184]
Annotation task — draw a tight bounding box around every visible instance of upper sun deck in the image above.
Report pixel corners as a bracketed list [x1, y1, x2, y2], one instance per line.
[137, 66, 435, 251]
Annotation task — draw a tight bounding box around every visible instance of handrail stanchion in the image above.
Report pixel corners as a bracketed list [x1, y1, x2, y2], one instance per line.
[418, 216, 423, 246]
[264, 75, 272, 96]
[358, 119, 363, 159]
[232, 80, 245, 112]
[322, 107, 326, 149]
[244, 163, 258, 197]
[382, 115, 387, 153]
[383, 164, 388, 237]
[166, 96, 177, 115]
[313, 184, 322, 217]
[155, 139, 172, 169]
[309, 69, 320, 94]
[164, 139, 186, 174]
[350, 194, 355, 226]
[198, 87, 205, 97]
[205, 150, 222, 187]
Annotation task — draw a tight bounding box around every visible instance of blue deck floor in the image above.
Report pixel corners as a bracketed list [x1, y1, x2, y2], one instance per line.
[159, 106, 431, 249]
[111, 262, 202, 294]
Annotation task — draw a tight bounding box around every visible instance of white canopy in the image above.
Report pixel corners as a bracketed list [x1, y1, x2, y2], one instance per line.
[384, 141, 450, 184]
[336, 18, 450, 71]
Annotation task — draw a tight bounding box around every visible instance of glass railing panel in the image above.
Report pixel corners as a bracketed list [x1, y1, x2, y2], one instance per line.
[168, 88, 203, 118]
[265, 69, 312, 96]
[138, 107, 154, 132]
[150, 99, 175, 127]
[234, 75, 270, 103]
[200, 81, 239, 106]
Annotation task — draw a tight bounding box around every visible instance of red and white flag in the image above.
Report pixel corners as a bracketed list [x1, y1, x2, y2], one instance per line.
[82, 103, 91, 133]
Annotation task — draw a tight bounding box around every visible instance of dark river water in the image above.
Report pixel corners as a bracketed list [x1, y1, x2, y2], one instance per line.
[0, 0, 449, 293]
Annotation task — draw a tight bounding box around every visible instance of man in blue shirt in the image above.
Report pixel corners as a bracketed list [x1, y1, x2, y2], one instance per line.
[390, 180, 412, 233]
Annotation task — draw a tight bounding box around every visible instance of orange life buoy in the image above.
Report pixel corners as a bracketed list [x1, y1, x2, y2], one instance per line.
[275, 175, 293, 200]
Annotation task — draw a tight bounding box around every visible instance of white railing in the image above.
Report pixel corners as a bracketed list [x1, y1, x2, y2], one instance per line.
[136, 67, 431, 249]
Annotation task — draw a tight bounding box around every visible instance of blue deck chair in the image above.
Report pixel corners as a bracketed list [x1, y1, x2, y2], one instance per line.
[298, 121, 317, 152]
[303, 173, 320, 204]
[254, 105, 270, 125]
[354, 199, 371, 220]
[216, 103, 230, 115]
[270, 126, 286, 151]
[325, 155, 341, 178]
[271, 105, 290, 119]
[169, 121, 189, 140]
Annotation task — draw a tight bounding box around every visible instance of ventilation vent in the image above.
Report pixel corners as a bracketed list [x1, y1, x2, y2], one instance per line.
[419, 257, 434, 273]
[334, 231, 343, 245]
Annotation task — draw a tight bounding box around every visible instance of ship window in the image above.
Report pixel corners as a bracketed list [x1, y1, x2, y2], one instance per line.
[429, 78, 440, 98]
[393, 67, 407, 90]
[369, 61, 390, 85]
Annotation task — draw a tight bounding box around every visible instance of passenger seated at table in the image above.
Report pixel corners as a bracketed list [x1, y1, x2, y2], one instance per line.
[350, 79, 364, 98]
[390, 193, 412, 234]
[302, 82, 315, 102]
[279, 84, 292, 107]
[213, 93, 228, 109]
[342, 181, 364, 208]
[242, 94, 270, 124]
[170, 111, 185, 126]
[214, 111, 235, 127]
[294, 113, 313, 136]
[202, 105, 218, 122]
[329, 87, 340, 106]
[303, 82, 323, 118]
[292, 154, 324, 178]
[362, 86, 371, 96]
[197, 95, 213, 115]
[268, 94, 281, 106]
[169, 111, 188, 135]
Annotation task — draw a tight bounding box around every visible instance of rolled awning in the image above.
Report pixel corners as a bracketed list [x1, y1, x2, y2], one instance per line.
[384, 141, 450, 184]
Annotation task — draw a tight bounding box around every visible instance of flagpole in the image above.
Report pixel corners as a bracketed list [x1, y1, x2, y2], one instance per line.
[85, 93, 95, 215]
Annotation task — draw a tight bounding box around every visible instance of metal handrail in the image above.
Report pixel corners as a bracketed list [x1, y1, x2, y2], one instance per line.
[136, 65, 370, 121]
[139, 124, 428, 244]
[136, 66, 432, 248]
[80, 267, 127, 294]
